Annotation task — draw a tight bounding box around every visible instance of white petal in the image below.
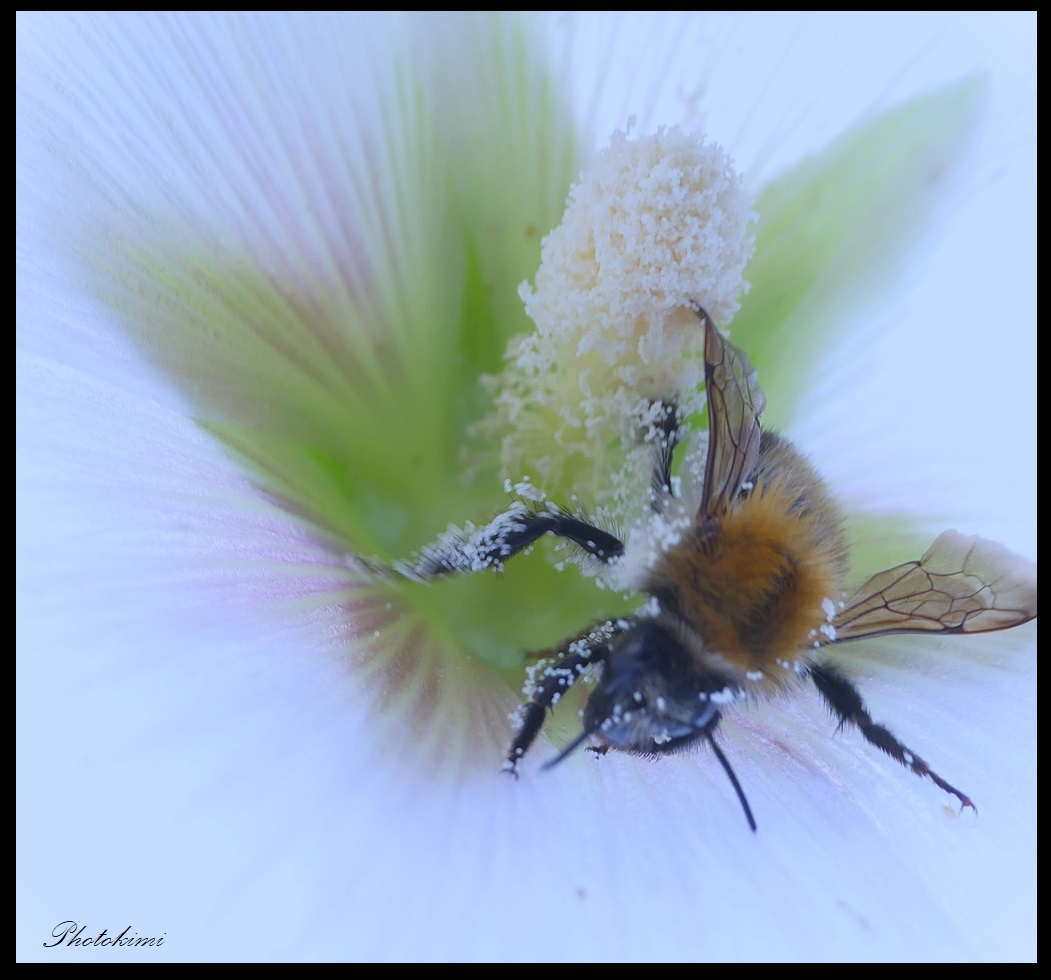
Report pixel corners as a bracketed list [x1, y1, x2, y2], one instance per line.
[18, 12, 1034, 962]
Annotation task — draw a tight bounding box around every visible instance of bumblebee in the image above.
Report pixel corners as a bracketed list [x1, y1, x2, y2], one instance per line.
[396, 308, 1037, 830]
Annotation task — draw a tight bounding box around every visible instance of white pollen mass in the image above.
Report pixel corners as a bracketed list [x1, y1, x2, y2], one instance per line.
[480, 125, 756, 523]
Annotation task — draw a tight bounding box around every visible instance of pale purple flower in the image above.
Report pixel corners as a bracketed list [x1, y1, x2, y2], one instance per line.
[17, 12, 1034, 961]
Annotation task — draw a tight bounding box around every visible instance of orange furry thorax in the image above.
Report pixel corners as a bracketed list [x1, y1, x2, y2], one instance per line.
[649, 476, 848, 678]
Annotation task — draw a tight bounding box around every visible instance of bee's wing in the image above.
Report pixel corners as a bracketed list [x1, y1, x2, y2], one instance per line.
[698, 310, 767, 521]
[828, 530, 1037, 643]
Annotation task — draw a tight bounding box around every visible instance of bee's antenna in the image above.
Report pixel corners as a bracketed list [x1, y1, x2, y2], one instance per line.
[709, 734, 757, 832]
[542, 724, 604, 771]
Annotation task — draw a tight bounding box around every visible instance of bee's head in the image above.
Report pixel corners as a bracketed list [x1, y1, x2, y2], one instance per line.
[547, 620, 726, 761]
[542, 617, 756, 830]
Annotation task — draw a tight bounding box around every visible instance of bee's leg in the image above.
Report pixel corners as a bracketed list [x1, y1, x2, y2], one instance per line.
[649, 400, 682, 511]
[809, 663, 975, 811]
[503, 621, 626, 775]
[402, 505, 624, 579]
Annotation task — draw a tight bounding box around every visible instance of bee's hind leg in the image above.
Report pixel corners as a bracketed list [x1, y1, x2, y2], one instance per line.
[647, 400, 682, 511]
